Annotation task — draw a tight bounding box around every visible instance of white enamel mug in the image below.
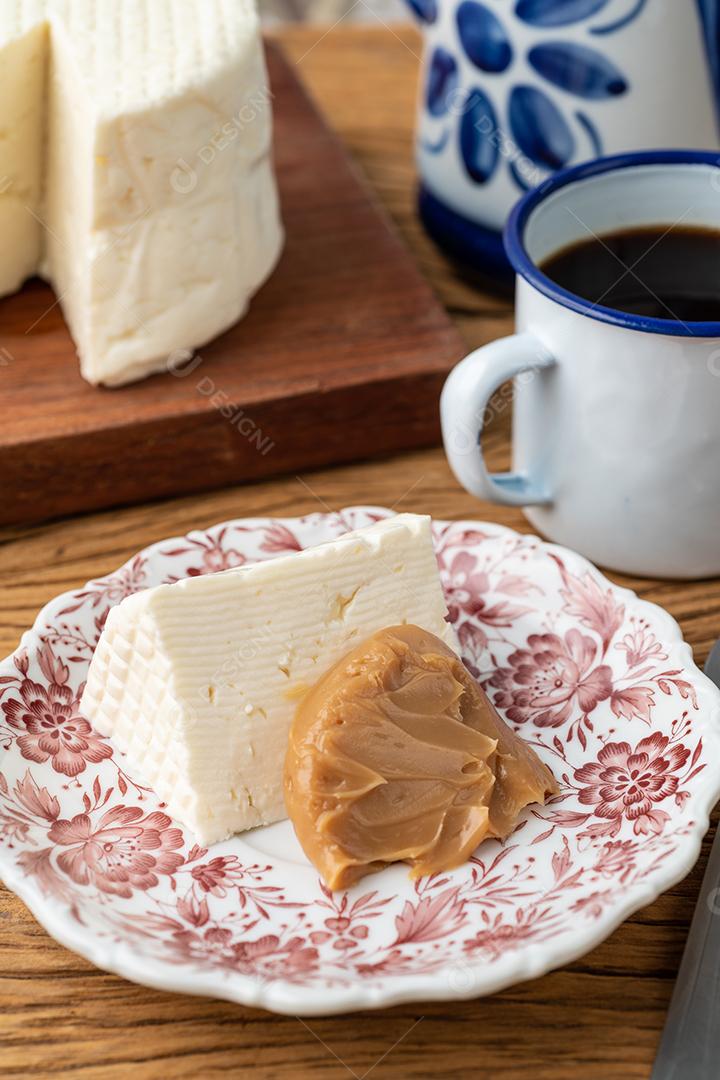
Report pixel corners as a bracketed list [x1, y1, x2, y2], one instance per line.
[441, 151, 720, 579]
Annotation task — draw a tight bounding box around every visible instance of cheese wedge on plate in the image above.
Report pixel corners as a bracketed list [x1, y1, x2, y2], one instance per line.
[81, 515, 456, 845]
[0, 0, 283, 385]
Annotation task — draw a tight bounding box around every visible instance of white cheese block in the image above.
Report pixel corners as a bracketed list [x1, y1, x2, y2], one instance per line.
[81, 514, 456, 845]
[0, 0, 283, 385]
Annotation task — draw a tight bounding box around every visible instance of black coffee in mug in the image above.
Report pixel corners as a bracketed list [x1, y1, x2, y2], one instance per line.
[540, 225, 720, 322]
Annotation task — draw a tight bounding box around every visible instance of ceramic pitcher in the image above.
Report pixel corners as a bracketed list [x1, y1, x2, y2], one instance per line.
[406, 0, 720, 280]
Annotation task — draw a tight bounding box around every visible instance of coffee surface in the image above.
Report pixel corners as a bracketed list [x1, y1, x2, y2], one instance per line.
[540, 225, 720, 322]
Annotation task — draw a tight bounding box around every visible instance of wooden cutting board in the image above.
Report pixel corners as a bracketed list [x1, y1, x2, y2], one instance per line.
[0, 42, 464, 528]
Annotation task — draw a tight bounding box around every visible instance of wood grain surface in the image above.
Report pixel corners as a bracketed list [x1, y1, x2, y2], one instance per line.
[0, 41, 462, 527]
[1, 23, 719, 1080]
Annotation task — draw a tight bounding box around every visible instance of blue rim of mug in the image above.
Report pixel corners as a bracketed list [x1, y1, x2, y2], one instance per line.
[504, 149, 720, 338]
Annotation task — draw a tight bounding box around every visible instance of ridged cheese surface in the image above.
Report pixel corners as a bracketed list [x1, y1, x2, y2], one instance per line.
[81, 515, 456, 846]
[0, 0, 283, 384]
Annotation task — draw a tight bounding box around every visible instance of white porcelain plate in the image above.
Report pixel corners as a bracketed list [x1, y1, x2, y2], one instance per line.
[1, 507, 719, 1016]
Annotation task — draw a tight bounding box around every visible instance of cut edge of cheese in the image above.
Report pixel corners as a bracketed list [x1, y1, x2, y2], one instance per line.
[81, 514, 456, 845]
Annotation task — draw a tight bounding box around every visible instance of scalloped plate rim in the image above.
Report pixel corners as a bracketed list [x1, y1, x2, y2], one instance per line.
[1, 505, 719, 1017]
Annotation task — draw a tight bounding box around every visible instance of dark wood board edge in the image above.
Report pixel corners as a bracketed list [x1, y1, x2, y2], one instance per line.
[0, 369, 450, 526]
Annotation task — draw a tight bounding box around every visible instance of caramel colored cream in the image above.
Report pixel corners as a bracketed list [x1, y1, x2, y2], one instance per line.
[284, 625, 558, 890]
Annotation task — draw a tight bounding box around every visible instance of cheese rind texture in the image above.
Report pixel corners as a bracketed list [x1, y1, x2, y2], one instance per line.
[81, 515, 456, 845]
[0, 0, 283, 385]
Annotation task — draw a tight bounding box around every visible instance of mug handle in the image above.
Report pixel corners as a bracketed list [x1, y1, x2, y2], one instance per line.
[440, 332, 556, 507]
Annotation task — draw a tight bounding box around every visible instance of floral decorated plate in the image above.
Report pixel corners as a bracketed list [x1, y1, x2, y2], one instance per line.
[1, 507, 719, 1016]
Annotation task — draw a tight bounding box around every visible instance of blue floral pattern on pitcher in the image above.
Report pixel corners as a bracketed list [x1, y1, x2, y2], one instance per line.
[456, 1, 513, 72]
[416, 0, 650, 191]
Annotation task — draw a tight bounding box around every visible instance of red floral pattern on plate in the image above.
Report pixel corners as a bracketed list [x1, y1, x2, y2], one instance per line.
[49, 805, 184, 898]
[489, 629, 613, 729]
[2, 647, 111, 777]
[0, 507, 719, 1015]
[575, 733, 690, 837]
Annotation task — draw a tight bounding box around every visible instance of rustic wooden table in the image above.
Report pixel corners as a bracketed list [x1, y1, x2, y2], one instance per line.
[1, 24, 719, 1080]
